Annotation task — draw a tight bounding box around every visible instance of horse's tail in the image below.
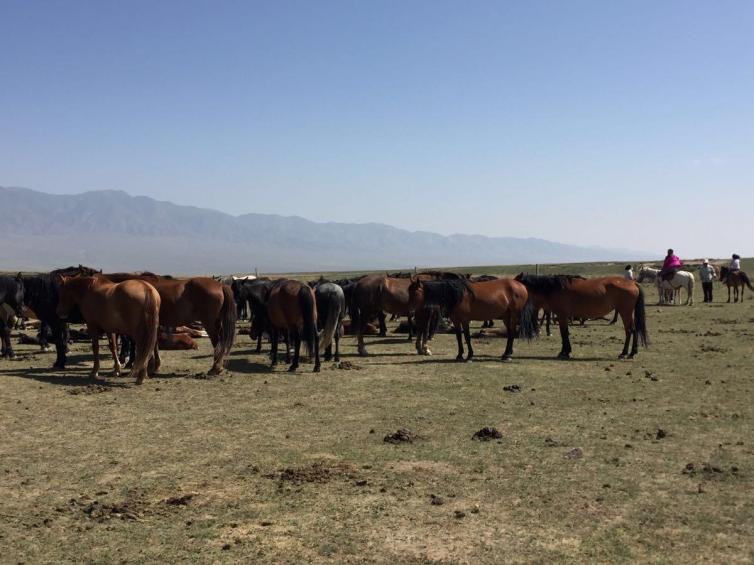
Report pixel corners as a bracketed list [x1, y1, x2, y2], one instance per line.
[634, 286, 649, 348]
[214, 284, 237, 367]
[742, 271, 754, 290]
[299, 286, 317, 356]
[350, 289, 362, 335]
[518, 296, 539, 340]
[134, 285, 160, 382]
[318, 294, 342, 353]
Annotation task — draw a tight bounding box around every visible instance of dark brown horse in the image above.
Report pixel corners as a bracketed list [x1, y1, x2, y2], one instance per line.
[56, 275, 160, 384]
[267, 279, 320, 373]
[408, 277, 538, 362]
[104, 273, 236, 374]
[515, 274, 648, 359]
[719, 267, 753, 303]
[350, 272, 466, 356]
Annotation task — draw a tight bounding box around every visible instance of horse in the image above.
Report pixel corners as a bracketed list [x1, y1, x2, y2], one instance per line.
[719, 267, 754, 302]
[515, 274, 648, 359]
[22, 265, 101, 368]
[56, 275, 160, 384]
[103, 273, 236, 375]
[266, 279, 320, 373]
[314, 282, 346, 362]
[408, 276, 538, 362]
[350, 272, 464, 356]
[637, 266, 694, 305]
[0, 274, 25, 359]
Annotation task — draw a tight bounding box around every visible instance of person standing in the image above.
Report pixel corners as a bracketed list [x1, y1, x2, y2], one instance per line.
[699, 259, 716, 303]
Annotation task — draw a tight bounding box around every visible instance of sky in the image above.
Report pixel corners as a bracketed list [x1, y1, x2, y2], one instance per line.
[2, 0, 753, 257]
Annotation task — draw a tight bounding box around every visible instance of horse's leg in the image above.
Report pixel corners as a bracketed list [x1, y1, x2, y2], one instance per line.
[289, 332, 300, 372]
[557, 318, 571, 359]
[618, 313, 631, 359]
[454, 323, 464, 362]
[546, 312, 551, 337]
[270, 329, 278, 368]
[88, 326, 100, 380]
[727, 285, 731, 303]
[284, 331, 291, 364]
[107, 334, 121, 377]
[501, 315, 515, 361]
[357, 320, 368, 357]
[52, 321, 67, 369]
[333, 324, 341, 362]
[312, 327, 320, 373]
[0, 321, 12, 359]
[629, 318, 639, 358]
[151, 344, 161, 374]
[463, 322, 474, 362]
[378, 312, 387, 337]
[407, 311, 414, 341]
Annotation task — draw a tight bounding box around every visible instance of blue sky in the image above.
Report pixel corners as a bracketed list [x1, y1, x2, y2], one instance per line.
[2, 1, 753, 257]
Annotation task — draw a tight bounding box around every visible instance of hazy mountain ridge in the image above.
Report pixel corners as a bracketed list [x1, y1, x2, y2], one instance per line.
[0, 186, 647, 273]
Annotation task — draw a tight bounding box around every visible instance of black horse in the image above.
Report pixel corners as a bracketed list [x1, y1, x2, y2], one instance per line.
[0, 274, 25, 358]
[22, 265, 100, 368]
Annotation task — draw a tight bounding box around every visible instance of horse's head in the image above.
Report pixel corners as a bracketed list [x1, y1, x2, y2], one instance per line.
[55, 275, 88, 319]
[407, 275, 425, 310]
[7, 273, 25, 317]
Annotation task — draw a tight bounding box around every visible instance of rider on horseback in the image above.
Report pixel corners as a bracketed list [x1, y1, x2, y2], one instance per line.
[660, 249, 683, 281]
[730, 254, 741, 272]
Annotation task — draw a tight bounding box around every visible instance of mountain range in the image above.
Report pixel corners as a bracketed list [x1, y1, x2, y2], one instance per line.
[0, 186, 647, 274]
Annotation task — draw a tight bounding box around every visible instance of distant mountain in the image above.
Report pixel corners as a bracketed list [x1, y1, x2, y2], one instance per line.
[0, 186, 647, 274]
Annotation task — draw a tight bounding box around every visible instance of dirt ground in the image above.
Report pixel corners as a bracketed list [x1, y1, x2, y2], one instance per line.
[1, 268, 753, 563]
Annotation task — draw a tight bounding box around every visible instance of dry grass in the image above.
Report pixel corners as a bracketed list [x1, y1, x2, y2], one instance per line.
[1, 264, 753, 563]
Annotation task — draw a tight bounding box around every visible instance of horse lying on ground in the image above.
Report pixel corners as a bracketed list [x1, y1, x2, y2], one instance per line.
[56, 275, 160, 385]
[720, 267, 754, 303]
[409, 276, 538, 362]
[515, 274, 648, 359]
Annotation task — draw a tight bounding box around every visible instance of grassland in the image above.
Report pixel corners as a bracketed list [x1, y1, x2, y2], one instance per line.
[1, 260, 753, 563]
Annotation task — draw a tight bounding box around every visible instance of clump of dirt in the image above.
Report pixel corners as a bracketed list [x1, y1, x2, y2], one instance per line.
[656, 429, 667, 440]
[682, 462, 739, 479]
[68, 384, 111, 395]
[564, 447, 584, 460]
[430, 494, 444, 506]
[472, 427, 503, 441]
[699, 330, 722, 337]
[503, 384, 521, 393]
[544, 437, 560, 447]
[268, 461, 357, 484]
[162, 492, 197, 506]
[384, 428, 417, 444]
[700, 344, 729, 353]
[69, 495, 142, 522]
[334, 361, 363, 370]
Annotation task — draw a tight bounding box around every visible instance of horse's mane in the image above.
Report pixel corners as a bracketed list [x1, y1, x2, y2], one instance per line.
[419, 271, 469, 280]
[516, 273, 584, 294]
[420, 279, 473, 312]
[50, 265, 100, 277]
[471, 274, 498, 282]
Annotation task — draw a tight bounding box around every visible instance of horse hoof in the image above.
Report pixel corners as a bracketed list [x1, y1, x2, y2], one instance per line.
[313, 366, 321, 373]
[358, 350, 368, 357]
[618, 354, 626, 360]
[288, 365, 298, 373]
[207, 367, 222, 376]
[455, 356, 464, 362]
[465, 358, 473, 363]
[501, 356, 512, 363]
[557, 354, 571, 360]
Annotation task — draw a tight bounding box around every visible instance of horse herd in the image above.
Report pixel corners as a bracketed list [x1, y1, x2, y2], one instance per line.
[0, 265, 653, 384]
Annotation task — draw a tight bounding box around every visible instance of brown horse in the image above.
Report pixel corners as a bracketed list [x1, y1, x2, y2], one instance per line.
[267, 279, 320, 372]
[103, 273, 236, 374]
[719, 267, 753, 303]
[408, 277, 538, 362]
[350, 272, 464, 356]
[514, 274, 648, 359]
[56, 276, 160, 384]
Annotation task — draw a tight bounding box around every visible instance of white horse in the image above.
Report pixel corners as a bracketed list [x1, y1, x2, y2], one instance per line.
[637, 266, 695, 305]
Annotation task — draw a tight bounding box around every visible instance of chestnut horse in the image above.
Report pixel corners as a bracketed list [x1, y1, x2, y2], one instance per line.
[56, 276, 160, 384]
[267, 279, 320, 372]
[719, 267, 753, 303]
[104, 273, 236, 375]
[514, 274, 648, 359]
[408, 277, 538, 362]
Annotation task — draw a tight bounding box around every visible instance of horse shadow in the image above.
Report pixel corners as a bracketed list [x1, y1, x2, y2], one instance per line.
[0, 366, 132, 388]
[225, 358, 277, 374]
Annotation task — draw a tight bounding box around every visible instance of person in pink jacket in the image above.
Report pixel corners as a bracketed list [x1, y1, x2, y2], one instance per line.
[660, 248, 683, 281]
